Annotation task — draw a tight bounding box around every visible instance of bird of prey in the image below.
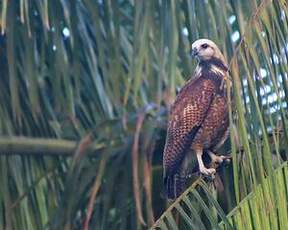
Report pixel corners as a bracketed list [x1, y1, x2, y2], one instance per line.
[163, 39, 231, 199]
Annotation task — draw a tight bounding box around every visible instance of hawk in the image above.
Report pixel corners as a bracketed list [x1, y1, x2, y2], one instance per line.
[163, 39, 231, 199]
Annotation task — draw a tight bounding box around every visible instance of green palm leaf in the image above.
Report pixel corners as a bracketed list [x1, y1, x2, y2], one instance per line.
[153, 163, 288, 230]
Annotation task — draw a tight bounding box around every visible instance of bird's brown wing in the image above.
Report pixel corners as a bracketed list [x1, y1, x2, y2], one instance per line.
[163, 77, 216, 177]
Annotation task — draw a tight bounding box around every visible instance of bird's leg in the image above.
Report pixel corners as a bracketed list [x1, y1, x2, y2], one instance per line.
[208, 150, 231, 164]
[196, 149, 216, 175]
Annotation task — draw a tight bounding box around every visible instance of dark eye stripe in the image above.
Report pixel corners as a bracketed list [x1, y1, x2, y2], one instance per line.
[201, 43, 208, 49]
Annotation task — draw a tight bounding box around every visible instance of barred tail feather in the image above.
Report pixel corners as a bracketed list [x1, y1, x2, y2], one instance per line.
[164, 174, 186, 199]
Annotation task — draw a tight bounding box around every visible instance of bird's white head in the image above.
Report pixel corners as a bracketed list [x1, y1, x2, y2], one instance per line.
[191, 39, 226, 64]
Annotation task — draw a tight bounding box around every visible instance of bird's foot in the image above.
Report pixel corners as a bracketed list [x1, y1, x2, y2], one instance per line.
[209, 151, 232, 164]
[199, 166, 216, 175]
[211, 155, 226, 163]
[219, 155, 232, 164]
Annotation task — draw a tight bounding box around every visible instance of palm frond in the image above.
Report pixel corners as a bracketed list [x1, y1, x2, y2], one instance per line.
[153, 163, 288, 229]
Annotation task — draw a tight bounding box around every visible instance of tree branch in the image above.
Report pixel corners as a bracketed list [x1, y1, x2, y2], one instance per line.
[0, 136, 105, 156]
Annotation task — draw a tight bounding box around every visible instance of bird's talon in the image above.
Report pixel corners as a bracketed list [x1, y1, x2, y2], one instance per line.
[202, 171, 216, 180]
[222, 155, 232, 164]
[224, 158, 231, 164]
[212, 155, 225, 163]
[210, 154, 232, 164]
[199, 167, 216, 175]
[210, 173, 215, 180]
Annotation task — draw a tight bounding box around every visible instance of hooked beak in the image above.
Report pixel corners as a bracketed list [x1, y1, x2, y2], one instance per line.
[190, 48, 199, 58]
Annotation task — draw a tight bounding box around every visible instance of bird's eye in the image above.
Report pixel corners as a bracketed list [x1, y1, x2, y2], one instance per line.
[201, 44, 209, 49]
